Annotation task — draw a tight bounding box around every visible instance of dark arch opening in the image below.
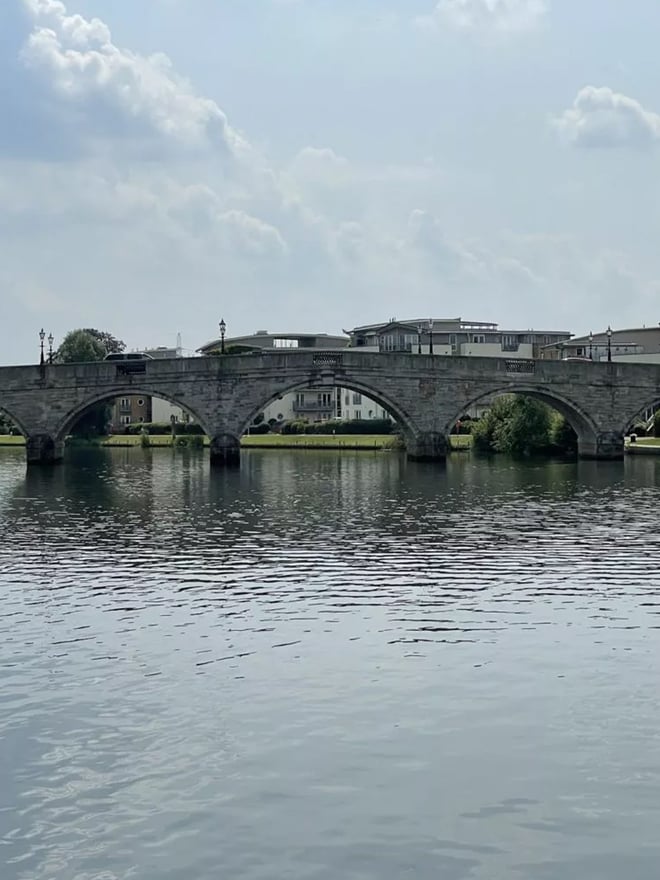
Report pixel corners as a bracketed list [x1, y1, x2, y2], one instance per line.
[55, 388, 211, 444]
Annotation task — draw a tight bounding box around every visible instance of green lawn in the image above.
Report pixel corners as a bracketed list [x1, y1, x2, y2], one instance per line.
[0, 435, 25, 446]
[1, 433, 474, 451]
[241, 434, 402, 450]
[631, 436, 660, 446]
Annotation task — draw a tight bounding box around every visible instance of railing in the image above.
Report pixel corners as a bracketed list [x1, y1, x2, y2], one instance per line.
[505, 359, 535, 374]
[293, 402, 335, 413]
[313, 353, 342, 367]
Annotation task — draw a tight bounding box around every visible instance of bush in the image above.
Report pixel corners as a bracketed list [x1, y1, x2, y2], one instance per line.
[550, 413, 578, 454]
[472, 395, 555, 457]
[654, 411, 660, 438]
[632, 422, 647, 438]
[248, 423, 270, 435]
[281, 420, 309, 435]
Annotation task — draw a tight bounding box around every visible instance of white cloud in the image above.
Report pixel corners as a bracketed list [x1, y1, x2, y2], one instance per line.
[19, 0, 250, 161]
[1, 0, 657, 363]
[553, 86, 660, 148]
[418, 0, 548, 34]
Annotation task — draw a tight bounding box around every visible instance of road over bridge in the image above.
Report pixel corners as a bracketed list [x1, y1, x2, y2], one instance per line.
[1, 350, 660, 465]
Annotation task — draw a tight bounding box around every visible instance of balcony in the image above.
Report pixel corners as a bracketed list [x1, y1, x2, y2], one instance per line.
[293, 401, 335, 414]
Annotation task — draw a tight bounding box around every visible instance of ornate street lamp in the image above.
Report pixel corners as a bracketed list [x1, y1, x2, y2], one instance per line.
[607, 325, 612, 363]
[428, 318, 434, 356]
[39, 328, 45, 366]
[48, 333, 54, 364]
[589, 330, 593, 361]
[417, 323, 423, 355]
[219, 317, 226, 354]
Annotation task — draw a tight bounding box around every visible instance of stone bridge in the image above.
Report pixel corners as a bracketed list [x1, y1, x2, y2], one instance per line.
[1, 351, 660, 465]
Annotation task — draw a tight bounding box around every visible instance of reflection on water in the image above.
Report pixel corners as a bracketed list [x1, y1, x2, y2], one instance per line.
[1, 446, 660, 880]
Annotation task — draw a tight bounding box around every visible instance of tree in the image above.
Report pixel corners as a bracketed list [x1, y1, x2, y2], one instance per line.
[56, 329, 107, 364]
[473, 394, 553, 457]
[82, 329, 126, 355]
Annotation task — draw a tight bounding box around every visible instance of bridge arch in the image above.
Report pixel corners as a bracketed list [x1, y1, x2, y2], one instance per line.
[447, 383, 601, 456]
[240, 375, 420, 445]
[53, 387, 212, 442]
[0, 403, 29, 438]
[620, 396, 660, 437]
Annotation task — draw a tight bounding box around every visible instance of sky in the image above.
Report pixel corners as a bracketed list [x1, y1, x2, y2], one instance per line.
[3, 0, 660, 363]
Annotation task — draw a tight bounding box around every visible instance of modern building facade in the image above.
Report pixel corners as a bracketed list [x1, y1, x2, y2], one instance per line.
[543, 326, 660, 364]
[346, 318, 571, 359]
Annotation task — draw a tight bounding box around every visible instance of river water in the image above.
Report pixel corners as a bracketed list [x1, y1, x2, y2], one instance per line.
[1, 446, 659, 879]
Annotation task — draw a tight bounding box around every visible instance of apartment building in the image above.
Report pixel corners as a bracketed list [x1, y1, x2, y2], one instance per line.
[346, 318, 571, 359]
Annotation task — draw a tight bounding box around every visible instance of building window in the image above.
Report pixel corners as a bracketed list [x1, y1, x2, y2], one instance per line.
[345, 394, 350, 405]
[137, 398, 145, 407]
[120, 415, 131, 425]
[296, 392, 305, 405]
[472, 335, 486, 344]
[352, 392, 362, 404]
[120, 398, 130, 408]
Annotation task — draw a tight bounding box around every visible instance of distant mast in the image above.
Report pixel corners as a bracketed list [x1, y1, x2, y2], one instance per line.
[176, 332, 182, 357]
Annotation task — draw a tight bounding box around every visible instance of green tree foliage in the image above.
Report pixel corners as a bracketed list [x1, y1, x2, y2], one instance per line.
[56, 329, 107, 364]
[654, 411, 660, 438]
[549, 413, 578, 453]
[473, 395, 575, 458]
[82, 328, 126, 355]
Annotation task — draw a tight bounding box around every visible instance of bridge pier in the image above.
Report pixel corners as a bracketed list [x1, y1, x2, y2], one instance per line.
[209, 434, 241, 468]
[407, 431, 447, 463]
[25, 434, 64, 466]
[578, 431, 625, 461]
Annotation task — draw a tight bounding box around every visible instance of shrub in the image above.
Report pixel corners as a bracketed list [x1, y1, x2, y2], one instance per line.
[632, 422, 647, 438]
[550, 413, 578, 454]
[654, 411, 660, 438]
[248, 423, 270, 435]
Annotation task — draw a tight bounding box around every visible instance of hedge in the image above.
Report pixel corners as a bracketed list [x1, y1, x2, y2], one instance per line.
[126, 421, 203, 435]
[281, 418, 394, 435]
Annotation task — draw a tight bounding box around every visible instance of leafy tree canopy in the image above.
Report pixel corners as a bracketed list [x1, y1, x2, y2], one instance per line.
[56, 329, 111, 363]
[82, 328, 126, 355]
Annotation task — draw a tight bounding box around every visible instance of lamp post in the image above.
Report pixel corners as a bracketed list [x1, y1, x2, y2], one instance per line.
[219, 318, 226, 354]
[428, 318, 434, 356]
[39, 328, 45, 366]
[589, 330, 593, 361]
[417, 323, 423, 354]
[607, 325, 612, 363]
[48, 333, 54, 364]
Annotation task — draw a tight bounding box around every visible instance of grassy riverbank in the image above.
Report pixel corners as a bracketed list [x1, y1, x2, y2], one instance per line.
[0, 436, 25, 446]
[1, 433, 473, 451]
